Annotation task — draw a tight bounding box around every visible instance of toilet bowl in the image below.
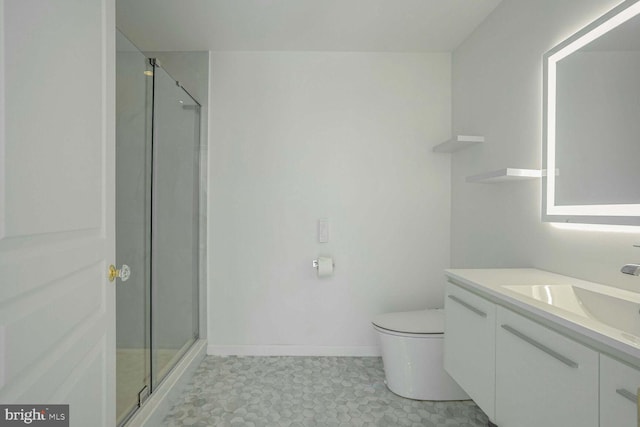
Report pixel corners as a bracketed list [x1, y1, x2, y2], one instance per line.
[372, 308, 469, 401]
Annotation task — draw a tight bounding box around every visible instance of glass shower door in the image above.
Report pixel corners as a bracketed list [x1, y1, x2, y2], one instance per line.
[115, 40, 200, 423]
[150, 63, 200, 387]
[115, 31, 153, 425]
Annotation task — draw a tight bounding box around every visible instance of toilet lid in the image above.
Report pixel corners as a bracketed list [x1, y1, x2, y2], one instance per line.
[372, 309, 444, 334]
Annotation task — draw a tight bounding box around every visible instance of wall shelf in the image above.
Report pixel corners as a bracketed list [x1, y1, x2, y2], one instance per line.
[466, 168, 542, 184]
[433, 135, 484, 153]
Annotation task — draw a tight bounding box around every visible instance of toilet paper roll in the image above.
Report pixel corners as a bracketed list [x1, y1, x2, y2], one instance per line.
[317, 256, 334, 278]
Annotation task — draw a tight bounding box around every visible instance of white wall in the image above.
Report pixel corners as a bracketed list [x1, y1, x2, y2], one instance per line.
[208, 52, 451, 355]
[451, 0, 640, 290]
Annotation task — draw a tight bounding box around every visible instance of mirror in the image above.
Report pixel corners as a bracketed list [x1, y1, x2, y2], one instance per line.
[543, 0, 640, 225]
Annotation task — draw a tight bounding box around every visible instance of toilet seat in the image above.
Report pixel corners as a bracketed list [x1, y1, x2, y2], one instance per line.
[372, 309, 444, 336]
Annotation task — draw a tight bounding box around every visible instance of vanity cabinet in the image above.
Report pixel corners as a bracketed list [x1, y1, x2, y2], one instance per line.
[600, 355, 640, 426]
[444, 269, 640, 426]
[495, 307, 599, 427]
[444, 283, 496, 420]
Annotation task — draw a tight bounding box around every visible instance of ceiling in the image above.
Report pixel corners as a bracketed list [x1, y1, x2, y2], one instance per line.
[116, 0, 503, 52]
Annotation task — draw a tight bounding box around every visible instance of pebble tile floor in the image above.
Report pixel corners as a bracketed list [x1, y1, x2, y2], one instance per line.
[162, 356, 488, 427]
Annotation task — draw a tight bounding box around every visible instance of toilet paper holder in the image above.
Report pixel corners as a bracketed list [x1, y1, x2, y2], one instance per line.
[312, 259, 335, 268]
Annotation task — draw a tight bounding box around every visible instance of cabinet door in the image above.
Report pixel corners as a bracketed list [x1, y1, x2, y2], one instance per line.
[496, 307, 598, 427]
[601, 354, 640, 427]
[444, 283, 496, 420]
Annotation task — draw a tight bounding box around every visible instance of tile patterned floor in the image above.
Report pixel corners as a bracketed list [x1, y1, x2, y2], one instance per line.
[162, 356, 488, 427]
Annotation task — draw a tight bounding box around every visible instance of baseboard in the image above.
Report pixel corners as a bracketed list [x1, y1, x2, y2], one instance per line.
[207, 344, 381, 357]
[125, 339, 207, 427]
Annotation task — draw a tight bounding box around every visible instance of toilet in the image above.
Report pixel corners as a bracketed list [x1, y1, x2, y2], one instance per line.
[372, 308, 469, 401]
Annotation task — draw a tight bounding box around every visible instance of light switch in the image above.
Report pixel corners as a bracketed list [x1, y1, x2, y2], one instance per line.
[318, 219, 329, 243]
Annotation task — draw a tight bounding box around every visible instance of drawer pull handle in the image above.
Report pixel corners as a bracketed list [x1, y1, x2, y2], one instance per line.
[447, 295, 487, 318]
[501, 324, 579, 368]
[616, 388, 637, 404]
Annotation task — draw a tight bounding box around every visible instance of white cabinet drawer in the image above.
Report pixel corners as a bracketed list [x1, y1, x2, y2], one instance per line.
[496, 307, 598, 427]
[444, 282, 496, 420]
[600, 354, 640, 427]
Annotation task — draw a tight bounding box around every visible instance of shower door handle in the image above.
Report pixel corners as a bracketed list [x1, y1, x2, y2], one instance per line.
[108, 264, 131, 283]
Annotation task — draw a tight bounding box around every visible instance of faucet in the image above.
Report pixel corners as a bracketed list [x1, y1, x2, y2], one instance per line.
[620, 264, 640, 276]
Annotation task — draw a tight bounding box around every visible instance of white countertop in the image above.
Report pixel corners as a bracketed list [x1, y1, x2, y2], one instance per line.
[445, 268, 640, 364]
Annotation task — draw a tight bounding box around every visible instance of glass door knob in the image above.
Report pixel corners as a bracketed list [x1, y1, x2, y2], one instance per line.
[108, 264, 131, 282]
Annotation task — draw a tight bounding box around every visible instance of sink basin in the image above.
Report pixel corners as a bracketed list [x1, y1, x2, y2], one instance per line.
[502, 284, 640, 338]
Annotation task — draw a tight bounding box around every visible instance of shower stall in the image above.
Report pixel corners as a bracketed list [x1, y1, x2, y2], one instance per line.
[115, 31, 201, 425]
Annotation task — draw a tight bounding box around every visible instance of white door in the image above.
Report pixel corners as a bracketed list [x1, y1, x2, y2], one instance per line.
[0, 1, 116, 426]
